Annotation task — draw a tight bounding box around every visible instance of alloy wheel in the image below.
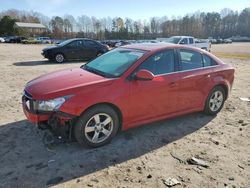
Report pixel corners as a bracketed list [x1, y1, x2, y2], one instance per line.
[55, 54, 64, 63]
[209, 90, 224, 112]
[84, 113, 113, 144]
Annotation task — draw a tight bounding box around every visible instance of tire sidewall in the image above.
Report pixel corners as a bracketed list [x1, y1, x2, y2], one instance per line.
[204, 86, 226, 115]
[55, 53, 64, 63]
[74, 105, 119, 147]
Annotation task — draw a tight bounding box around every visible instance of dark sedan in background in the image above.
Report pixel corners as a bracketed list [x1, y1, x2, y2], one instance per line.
[42, 38, 109, 63]
[4, 36, 27, 43]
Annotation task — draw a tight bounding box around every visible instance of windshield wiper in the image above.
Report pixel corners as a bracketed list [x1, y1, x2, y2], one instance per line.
[82, 65, 114, 78]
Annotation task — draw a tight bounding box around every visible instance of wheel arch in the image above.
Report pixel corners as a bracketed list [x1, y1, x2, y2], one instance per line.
[203, 83, 229, 110]
[216, 84, 228, 99]
[211, 74, 231, 100]
[79, 102, 123, 131]
[208, 83, 229, 100]
[203, 84, 228, 115]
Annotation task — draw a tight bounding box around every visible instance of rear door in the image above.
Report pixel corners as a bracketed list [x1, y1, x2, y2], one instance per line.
[176, 49, 215, 110]
[128, 49, 182, 126]
[82, 40, 99, 60]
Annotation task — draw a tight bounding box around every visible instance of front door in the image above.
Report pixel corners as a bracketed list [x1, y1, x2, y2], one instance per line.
[128, 49, 181, 126]
[64, 40, 82, 60]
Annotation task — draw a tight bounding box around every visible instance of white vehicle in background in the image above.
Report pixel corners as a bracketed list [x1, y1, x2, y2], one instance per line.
[157, 36, 211, 51]
[0, 37, 5, 43]
[36, 37, 52, 44]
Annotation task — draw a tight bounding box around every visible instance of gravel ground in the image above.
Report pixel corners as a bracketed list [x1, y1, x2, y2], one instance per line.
[0, 43, 249, 188]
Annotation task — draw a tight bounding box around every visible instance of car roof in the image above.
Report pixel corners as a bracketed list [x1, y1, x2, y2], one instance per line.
[122, 43, 224, 65]
[171, 36, 193, 38]
[72, 38, 96, 41]
[121, 42, 200, 52]
[122, 42, 179, 51]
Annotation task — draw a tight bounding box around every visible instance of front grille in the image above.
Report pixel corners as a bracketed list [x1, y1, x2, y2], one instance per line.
[23, 90, 50, 115]
[23, 90, 36, 113]
[25, 99, 31, 110]
[24, 90, 32, 99]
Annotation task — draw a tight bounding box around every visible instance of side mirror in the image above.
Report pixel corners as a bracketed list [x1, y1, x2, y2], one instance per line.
[135, 69, 154, 81]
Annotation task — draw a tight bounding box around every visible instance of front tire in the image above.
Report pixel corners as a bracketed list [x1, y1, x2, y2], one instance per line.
[204, 86, 226, 115]
[74, 105, 119, 147]
[54, 53, 65, 63]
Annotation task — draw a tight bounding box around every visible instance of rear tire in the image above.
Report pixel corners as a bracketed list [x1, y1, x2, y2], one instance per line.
[97, 52, 103, 57]
[74, 105, 119, 147]
[204, 86, 226, 115]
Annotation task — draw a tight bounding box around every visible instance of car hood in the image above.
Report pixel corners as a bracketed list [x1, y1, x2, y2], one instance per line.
[42, 46, 59, 51]
[25, 68, 115, 100]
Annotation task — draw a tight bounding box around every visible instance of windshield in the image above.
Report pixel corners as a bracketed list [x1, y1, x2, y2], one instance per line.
[82, 48, 146, 77]
[57, 39, 75, 46]
[165, 37, 181, 44]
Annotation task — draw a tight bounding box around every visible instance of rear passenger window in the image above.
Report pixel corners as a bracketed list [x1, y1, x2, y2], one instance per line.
[139, 50, 175, 75]
[85, 40, 98, 47]
[189, 38, 194, 44]
[203, 54, 217, 67]
[180, 50, 203, 70]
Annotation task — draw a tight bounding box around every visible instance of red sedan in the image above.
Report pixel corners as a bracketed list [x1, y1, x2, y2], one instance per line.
[22, 43, 234, 147]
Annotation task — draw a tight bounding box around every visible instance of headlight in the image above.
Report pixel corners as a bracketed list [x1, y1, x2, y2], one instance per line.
[35, 95, 73, 112]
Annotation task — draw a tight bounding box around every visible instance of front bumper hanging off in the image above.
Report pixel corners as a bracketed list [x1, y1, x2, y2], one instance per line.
[22, 93, 77, 140]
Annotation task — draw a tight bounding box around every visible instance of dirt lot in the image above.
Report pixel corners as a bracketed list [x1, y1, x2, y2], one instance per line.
[0, 43, 249, 188]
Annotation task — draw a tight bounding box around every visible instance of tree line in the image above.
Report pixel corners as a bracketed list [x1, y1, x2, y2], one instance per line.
[0, 8, 249, 40]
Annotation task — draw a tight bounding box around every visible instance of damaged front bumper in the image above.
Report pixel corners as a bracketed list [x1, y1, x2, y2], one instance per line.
[22, 94, 77, 140]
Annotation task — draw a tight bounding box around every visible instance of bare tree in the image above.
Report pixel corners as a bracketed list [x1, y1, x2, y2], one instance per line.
[1, 7, 250, 39]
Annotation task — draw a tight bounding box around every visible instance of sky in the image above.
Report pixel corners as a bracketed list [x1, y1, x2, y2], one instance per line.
[0, 0, 249, 19]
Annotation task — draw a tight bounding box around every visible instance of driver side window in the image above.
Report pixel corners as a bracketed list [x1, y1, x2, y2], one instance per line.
[138, 50, 175, 75]
[67, 40, 83, 48]
[180, 38, 188, 44]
